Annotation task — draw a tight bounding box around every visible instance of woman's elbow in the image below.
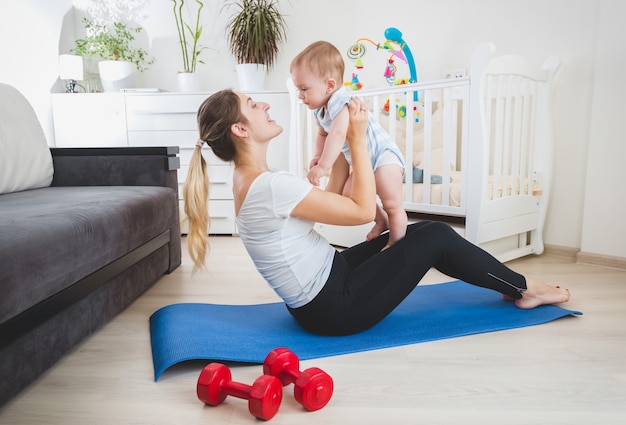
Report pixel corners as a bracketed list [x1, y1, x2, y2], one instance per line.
[355, 205, 376, 224]
[366, 205, 376, 222]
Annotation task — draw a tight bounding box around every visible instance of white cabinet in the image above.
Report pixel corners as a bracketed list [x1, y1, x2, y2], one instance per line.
[51, 91, 291, 235]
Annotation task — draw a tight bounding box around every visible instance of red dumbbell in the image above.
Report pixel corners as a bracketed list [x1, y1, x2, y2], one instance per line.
[263, 347, 333, 411]
[197, 363, 283, 421]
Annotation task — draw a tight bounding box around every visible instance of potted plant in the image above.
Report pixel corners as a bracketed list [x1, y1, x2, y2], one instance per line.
[223, 0, 288, 91]
[172, 0, 207, 91]
[71, 17, 154, 91]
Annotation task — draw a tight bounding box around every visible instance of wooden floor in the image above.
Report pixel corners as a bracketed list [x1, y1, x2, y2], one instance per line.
[1, 235, 625, 424]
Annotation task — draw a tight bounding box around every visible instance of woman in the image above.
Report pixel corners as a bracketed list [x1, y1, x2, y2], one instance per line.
[184, 90, 570, 336]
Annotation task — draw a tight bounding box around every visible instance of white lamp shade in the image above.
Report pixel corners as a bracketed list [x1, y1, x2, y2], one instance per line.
[59, 54, 84, 80]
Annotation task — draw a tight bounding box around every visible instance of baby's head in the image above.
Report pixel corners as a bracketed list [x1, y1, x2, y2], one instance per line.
[290, 41, 345, 109]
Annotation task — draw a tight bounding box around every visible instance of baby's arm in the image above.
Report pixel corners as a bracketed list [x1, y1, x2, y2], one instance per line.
[309, 128, 327, 171]
[307, 106, 350, 185]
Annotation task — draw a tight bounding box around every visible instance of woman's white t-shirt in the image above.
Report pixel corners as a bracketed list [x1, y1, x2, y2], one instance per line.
[235, 171, 335, 308]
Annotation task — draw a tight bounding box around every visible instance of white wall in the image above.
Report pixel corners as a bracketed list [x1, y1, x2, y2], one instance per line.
[580, 0, 626, 259]
[0, 0, 622, 259]
[0, 0, 75, 144]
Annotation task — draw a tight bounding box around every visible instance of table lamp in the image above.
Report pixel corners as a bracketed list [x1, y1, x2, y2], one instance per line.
[59, 54, 84, 93]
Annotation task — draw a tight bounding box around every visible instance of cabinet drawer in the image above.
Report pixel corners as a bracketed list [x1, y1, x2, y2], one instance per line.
[128, 133, 227, 165]
[178, 164, 233, 199]
[128, 130, 198, 149]
[179, 199, 236, 235]
[125, 94, 207, 131]
[208, 165, 233, 199]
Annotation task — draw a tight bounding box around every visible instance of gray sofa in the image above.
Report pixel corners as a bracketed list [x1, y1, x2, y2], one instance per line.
[0, 83, 182, 407]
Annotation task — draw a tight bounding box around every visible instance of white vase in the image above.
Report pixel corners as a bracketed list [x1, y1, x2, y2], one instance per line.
[236, 63, 266, 91]
[98, 60, 136, 92]
[177, 72, 202, 92]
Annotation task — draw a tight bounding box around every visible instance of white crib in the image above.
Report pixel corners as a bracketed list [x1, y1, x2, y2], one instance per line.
[287, 42, 560, 262]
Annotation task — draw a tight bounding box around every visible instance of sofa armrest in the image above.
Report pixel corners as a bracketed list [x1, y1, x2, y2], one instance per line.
[50, 146, 180, 193]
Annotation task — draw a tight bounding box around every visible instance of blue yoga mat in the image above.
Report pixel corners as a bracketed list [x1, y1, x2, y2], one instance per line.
[150, 280, 580, 381]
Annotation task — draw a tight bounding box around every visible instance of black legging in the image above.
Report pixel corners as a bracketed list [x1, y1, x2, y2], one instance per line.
[287, 221, 527, 336]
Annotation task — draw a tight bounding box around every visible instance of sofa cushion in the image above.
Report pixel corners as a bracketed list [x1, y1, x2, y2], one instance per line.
[0, 84, 54, 195]
[0, 185, 177, 325]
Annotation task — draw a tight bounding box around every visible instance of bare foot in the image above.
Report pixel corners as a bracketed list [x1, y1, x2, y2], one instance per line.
[366, 222, 388, 241]
[514, 279, 570, 309]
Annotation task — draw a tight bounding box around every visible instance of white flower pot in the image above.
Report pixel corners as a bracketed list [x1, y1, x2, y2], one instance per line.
[98, 60, 137, 92]
[236, 64, 266, 92]
[177, 72, 202, 92]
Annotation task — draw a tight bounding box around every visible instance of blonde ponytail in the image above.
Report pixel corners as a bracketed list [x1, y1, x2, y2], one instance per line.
[185, 89, 246, 272]
[183, 142, 210, 271]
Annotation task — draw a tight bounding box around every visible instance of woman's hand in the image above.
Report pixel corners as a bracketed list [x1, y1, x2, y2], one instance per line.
[346, 97, 369, 151]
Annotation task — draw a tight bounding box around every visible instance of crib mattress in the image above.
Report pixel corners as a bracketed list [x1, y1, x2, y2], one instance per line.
[404, 170, 461, 207]
[406, 172, 541, 208]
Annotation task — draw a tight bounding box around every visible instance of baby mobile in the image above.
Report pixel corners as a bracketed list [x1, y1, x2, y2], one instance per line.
[345, 27, 422, 122]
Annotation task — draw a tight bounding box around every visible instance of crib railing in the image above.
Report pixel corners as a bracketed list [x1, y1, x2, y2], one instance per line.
[378, 79, 470, 216]
[471, 52, 560, 259]
[287, 77, 472, 217]
[484, 74, 540, 200]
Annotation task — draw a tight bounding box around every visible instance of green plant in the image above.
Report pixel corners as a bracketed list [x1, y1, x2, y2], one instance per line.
[71, 17, 154, 72]
[224, 0, 288, 69]
[172, 0, 207, 73]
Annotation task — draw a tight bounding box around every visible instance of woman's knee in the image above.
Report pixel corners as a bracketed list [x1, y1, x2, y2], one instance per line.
[427, 221, 459, 239]
[407, 220, 453, 234]
[405, 221, 460, 248]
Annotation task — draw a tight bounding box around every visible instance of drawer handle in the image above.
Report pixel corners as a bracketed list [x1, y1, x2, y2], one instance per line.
[210, 215, 229, 219]
[211, 181, 228, 185]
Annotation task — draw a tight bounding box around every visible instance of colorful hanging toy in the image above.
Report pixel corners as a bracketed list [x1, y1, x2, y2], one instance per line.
[382, 78, 422, 123]
[346, 28, 418, 96]
[348, 73, 363, 91]
[346, 27, 421, 121]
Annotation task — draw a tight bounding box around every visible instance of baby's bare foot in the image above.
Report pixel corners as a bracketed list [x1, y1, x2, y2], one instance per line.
[515, 279, 570, 309]
[366, 222, 388, 241]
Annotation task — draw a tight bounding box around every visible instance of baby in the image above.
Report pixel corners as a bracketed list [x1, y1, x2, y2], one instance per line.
[290, 41, 407, 248]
